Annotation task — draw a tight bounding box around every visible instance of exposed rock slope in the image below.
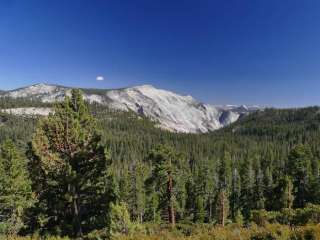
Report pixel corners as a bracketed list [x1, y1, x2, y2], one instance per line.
[0, 83, 258, 133]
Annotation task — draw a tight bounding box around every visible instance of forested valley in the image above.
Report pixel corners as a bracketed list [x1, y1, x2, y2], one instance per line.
[1, 91, 320, 239]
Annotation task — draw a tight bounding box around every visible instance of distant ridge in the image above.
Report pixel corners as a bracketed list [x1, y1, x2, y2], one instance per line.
[0, 83, 260, 133]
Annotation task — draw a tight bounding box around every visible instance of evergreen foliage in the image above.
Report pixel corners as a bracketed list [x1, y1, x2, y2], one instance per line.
[27, 90, 115, 237]
[145, 145, 184, 226]
[0, 140, 34, 235]
[2, 93, 320, 238]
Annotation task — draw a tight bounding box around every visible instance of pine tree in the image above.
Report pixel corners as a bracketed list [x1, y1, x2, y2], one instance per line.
[129, 161, 146, 223]
[218, 151, 231, 190]
[191, 164, 213, 223]
[253, 167, 265, 210]
[287, 144, 312, 208]
[28, 89, 114, 237]
[216, 189, 229, 226]
[109, 202, 132, 235]
[0, 140, 34, 235]
[263, 166, 274, 211]
[185, 176, 197, 221]
[146, 145, 181, 227]
[194, 196, 206, 223]
[119, 166, 131, 204]
[145, 186, 161, 223]
[240, 156, 254, 221]
[273, 175, 294, 210]
[230, 167, 241, 221]
[174, 171, 188, 221]
[215, 152, 231, 226]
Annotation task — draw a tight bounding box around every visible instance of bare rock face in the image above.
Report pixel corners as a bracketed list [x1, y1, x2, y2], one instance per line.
[0, 83, 259, 133]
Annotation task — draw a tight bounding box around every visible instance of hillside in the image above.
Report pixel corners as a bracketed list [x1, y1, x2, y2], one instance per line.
[0, 83, 258, 133]
[1, 102, 320, 166]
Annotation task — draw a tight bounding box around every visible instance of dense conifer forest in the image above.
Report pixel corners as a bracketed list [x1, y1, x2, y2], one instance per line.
[1, 92, 320, 239]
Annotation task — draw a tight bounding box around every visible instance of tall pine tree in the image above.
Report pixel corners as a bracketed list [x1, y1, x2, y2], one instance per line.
[0, 140, 34, 235]
[146, 145, 181, 227]
[28, 89, 114, 237]
[287, 144, 312, 208]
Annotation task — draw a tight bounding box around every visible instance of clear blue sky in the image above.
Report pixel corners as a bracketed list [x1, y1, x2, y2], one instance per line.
[0, 0, 320, 107]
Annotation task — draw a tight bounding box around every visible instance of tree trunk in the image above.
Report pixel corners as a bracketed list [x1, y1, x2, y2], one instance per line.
[221, 191, 225, 227]
[217, 190, 228, 227]
[208, 197, 212, 222]
[139, 212, 143, 224]
[72, 185, 83, 238]
[167, 174, 175, 227]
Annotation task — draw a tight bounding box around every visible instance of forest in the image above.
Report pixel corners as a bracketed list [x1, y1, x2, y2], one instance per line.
[1, 91, 320, 239]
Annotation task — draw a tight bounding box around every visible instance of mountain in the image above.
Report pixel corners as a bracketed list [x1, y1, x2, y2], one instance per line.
[0, 83, 259, 133]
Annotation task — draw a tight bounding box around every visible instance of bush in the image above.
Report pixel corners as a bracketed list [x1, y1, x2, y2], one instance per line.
[85, 229, 109, 240]
[110, 202, 133, 236]
[251, 210, 279, 226]
[290, 229, 315, 240]
[294, 204, 320, 225]
[277, 208, 296, 225]
[251, 205, 320, 226]
[250, 231, 277, 240]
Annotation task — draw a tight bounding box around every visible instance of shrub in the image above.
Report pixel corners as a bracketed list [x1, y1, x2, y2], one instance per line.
[250, 231, 277, 240]
[251, 210, 279, 226]
[294, 204, 320, 225]
[251, 205, 320, 226]
[110, 202, 133, 236]
[290, 226, 320, 240]
[277, 208, 296, 225]
[234, 209, 244, 226]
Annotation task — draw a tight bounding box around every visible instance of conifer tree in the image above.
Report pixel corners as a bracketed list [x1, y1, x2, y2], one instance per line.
[0, 140, 34, 235]
[230, 167, 241, 220]
[146, 145, 181, 227]
[119, 166, 131, 204]
[145, 187, 161, 223]
[129, 161, 146, 223]
[215, 152, 231, 226]
[191, 164, 213, 223]
[28, 89, 114, 237]
[218, 152, 232, 190]
[216, 189, 229, 226]
[240, 156, 254, 221]
[263, 166, 274, 210]
[253, 167, 265, 210]
[194, 196, 206, 223]
[287, 144, 312, 208]
[273, 175, 294, 210]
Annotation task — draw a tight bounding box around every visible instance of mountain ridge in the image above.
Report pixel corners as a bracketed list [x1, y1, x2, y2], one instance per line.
[0, 83, 260, 133]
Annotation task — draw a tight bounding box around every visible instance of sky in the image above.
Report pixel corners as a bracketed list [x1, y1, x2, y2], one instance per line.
[0, 0, 320, 107]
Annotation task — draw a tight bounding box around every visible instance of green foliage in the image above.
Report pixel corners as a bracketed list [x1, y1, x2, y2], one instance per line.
[287, 145, 313, 208]
[128, 161, 147, 223]
[277, 208, 296, 225]
[250, 232, 277, 240]
[293, 204, 320, 225]
[234, 209, 244, 226]
[194, 196, 206, 223]
[110, 202, 133, 236]
[0, 140, 34, 235]
[250, 210, 279, 227]
[4, 94, 320, 237]
[216, 189, 230, 226]
[146, 145, 183, 225]
[251, 204, 320, 226]
[28, 90, 115, 237]
[290, 226, 320, 240]
[273, 176, 294, 211]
